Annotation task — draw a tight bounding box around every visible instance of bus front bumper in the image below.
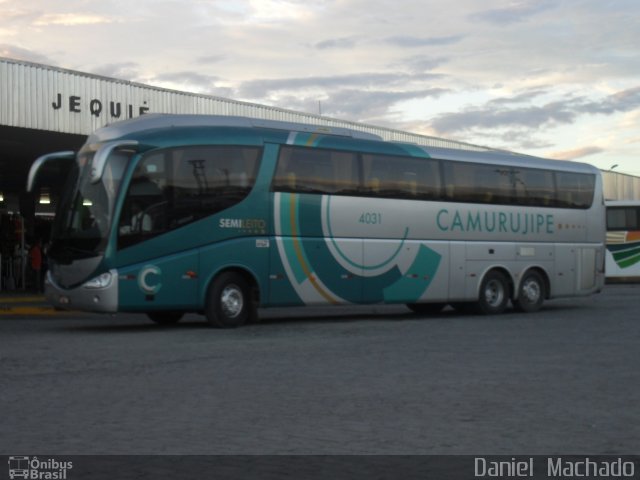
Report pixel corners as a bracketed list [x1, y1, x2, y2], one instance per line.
[45, 269, 119, 313]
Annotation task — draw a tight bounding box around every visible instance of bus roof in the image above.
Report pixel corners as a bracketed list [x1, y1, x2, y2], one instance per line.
[89, 114, 599, 176]
[89, 113, 383, 143]
[414, 145, 601, 175]
[605, 200, 640, 206]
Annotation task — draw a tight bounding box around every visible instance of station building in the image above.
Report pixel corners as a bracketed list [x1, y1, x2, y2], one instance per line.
[0, 57, 493, 216]
[1, 55, 639, 230]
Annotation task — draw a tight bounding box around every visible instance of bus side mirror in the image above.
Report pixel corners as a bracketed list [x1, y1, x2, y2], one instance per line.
[27, 151, 75, 192]
[90, 140, 139, 184]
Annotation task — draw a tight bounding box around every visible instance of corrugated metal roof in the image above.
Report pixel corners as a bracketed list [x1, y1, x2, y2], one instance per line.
[0, 56, 494, 152]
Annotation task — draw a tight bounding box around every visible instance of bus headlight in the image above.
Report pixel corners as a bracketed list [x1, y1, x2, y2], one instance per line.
[83, 272, 113, 289]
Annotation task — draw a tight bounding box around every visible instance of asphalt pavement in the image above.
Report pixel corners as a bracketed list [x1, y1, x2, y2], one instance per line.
[1, 285, 639, 455]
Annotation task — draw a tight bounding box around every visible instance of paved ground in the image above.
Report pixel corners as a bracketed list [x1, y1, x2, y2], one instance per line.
[1, 285, 639, 455]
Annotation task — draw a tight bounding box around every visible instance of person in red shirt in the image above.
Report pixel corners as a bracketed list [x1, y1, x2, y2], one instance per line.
[29, 239, 43, 293]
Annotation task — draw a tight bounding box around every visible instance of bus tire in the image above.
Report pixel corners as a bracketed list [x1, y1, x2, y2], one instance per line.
[476, 270, 510, 315]
[205, 272, 253, 328]
[513, 270, 545, 313]
[147, 311, 183, 325]
[406, 302, 447, 315]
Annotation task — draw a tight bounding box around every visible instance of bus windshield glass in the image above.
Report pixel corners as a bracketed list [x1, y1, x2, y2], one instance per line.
[49, 149, 131, 260]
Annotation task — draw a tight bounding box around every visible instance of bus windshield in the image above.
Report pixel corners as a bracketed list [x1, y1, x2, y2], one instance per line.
[49, 148, 131, 261]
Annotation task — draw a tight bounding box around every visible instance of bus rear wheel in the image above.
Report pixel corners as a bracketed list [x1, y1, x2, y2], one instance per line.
[476, 270, 510, 315]
[205, 272, 254, 328]
[513, 270, 545, 313]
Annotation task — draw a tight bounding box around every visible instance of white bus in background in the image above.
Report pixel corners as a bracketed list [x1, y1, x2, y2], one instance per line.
[606, 201, 640, 280]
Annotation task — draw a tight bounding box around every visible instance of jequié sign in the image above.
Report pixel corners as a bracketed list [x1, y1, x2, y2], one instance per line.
[51, 93, 150, 119]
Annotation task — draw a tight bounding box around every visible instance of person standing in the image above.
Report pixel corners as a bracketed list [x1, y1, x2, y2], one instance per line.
[29, 239, 42, 293]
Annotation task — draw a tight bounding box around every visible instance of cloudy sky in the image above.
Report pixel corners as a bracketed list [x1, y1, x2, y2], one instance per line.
[1, 0, 639, 174]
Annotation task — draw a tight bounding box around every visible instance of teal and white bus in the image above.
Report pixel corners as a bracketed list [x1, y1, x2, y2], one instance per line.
[605, 201, 640, 280]
[28, 114, 605, 327]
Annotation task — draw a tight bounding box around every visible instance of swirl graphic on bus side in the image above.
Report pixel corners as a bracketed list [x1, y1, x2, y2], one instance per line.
[273, 192, 441, 305]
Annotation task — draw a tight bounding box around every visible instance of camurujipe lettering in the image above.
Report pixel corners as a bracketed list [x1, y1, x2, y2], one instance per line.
[437, 209, 554, 235]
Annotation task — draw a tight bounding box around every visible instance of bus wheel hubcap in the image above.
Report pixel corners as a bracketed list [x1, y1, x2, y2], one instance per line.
[485, 280, 504, 307]
[522, 280, 540, 303]
[221, 285, 243, 318]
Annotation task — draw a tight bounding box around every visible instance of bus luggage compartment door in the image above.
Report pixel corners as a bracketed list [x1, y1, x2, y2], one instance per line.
[553, 245, 577, 296]
[578, 247, 597, 292]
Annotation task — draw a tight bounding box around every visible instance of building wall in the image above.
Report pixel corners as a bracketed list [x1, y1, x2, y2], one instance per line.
[0, 57, 488, 151]
[602, 171, 640, 201]
[2, 57, 640, 200]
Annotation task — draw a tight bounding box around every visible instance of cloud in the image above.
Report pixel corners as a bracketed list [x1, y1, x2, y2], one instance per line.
[0, 43, 55, 64]
[314, 37, 359, 50]
[488, 89, 549, 106]
[278, 87, 449, 123]
[430, 102, 576, 134]
[383, 35, 464, 48]
[252, 86, 448, 122]
[430, 86, 640, 136]
[148, 71, 233, 97]
[470, 0, 557, 25]
[196, 55, 226, 64]
[0, 5, 37, 23]
[550, 146, 605, 160]
[241, 0, 319, 25]
[33, 13, 114, 26]
[319, 88, 449, 119]
[237, 72, 443, 98]
[397, 56, 448, 73]
[90, 62, 141, 81]
[576, 86, 640, 115]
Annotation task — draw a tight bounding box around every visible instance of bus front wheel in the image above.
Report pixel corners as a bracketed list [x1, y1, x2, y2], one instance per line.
[205, 272, 254, 328]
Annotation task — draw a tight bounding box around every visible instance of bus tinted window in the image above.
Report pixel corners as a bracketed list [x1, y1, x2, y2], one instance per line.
[514, 169, 556, 206]
[443, 162, 513, 204]
[555, 172, 595, 208]
[441, 161, 595, 209]
[273, 146, 359, 194]
[272, 145, 596, 210]
[607, 207, 640, 230]
[362, 154, 441, 200]
[119, 146, 261, 249]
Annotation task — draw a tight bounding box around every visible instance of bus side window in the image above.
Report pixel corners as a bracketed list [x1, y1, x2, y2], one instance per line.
[118, 145, 261, 249]
[272, 145, 358, 195]
[608, 207, 640, 230]
[362, 154, 440, 200]
[404, 172, 418, 196]
[556, 172, 595, 208]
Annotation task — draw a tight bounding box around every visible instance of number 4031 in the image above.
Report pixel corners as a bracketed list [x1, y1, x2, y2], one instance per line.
[359, 212, 382, 224]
